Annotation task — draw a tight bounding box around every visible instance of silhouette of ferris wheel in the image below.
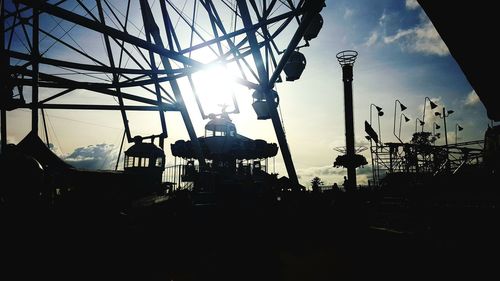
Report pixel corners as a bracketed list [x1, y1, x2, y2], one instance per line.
[1, 0, 325, 184]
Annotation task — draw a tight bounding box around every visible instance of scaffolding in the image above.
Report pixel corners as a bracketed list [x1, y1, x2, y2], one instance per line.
[370, 140, 484, 186]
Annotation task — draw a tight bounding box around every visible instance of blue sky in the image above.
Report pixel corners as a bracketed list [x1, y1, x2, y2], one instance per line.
[266, 0, 490, 186]
[3, 0, 491, 187]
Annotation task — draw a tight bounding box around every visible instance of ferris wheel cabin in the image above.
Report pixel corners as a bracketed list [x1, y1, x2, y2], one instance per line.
[124, 137, 165, 186]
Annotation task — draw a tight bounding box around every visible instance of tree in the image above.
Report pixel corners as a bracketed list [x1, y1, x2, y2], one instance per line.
[410, 131, 433, 146]
[311, 176, 323, 193]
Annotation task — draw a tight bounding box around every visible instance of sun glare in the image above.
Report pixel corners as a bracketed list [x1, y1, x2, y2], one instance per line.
[193, 64, 237, 115]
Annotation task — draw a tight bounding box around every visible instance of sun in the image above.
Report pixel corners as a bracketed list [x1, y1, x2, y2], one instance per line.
[192, 63, 238, 115]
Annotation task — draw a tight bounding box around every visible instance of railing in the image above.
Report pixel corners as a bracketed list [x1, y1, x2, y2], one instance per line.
[162, 159, 270, 190]
[371, 140, 484, 182]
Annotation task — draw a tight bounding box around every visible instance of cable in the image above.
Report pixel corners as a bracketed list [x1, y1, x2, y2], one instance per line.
[45, 111, 65, 156]
[19, 109, 122, 130]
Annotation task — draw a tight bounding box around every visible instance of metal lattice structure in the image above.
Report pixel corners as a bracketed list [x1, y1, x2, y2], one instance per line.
[1, 0, 326, 185]
[370, 140, 484, 186]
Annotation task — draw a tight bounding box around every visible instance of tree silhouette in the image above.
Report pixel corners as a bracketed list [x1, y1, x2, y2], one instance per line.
[311, 176, 323, 192]
[411, 131, 433, 146]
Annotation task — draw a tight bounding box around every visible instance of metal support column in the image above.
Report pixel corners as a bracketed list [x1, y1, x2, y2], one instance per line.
[32, 6, 39, 135]
[337, 50, 358, 190]
[443, 107, 450, 172]
[1, 2, 7, 153]
[96, 0, 132, 143]
[237, 0, 299, 185]
[139, 0, 206, 168]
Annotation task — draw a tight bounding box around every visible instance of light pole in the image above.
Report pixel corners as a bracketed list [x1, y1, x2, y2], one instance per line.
[370, 104, 384, 143]
[422, 97, 438, 132]
[399, 113, 410, 141]
[435, 108, 454, 172]
[455, 123, 463, 144]
[415, 118, 425, 133]
[432, 122, 441, 143]
[393, 99, 407, 142]
[337, 50, 358, 190]
[434, 108, 454, 148]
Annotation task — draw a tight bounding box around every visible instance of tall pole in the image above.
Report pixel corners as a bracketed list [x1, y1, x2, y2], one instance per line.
[337, 50, 358, 190]
[399, 114, 404, 139]
[41, 108, 50, 147]
[1, 2, 7, 153]
[378, 114, 382, 144]
[370, 104, 383, 143]
[115, 130, 126, 171]
[369, 105, 376, 184]
[422, 97, 437, 132]
[393, 100, 407, 143]
[32, 7, 39, 135]
[455, 125, 457, 144]
[393, 101, 398, 141]
[443, 107, 449, 147]
[443, 107, 450, 172]
[422, 97, 429, 132]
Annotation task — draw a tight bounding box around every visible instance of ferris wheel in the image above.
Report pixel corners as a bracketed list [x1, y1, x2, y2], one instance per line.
[1, 0, 325, 185]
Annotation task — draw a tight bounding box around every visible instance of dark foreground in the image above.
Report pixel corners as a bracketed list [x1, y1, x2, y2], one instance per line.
[2, 190, 499, 281]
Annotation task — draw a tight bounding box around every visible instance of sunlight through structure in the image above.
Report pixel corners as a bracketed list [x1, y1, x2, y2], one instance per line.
[1, 0, 326, 186]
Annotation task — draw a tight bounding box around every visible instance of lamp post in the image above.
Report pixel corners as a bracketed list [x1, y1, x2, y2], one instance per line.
[337, 50, 358, 190]
[433, 122, 441, 135]
[422, 97, 438, 132]
[393, 99, 407, 142]
[370, 104, 384, 143]
[435, 108, 454, 172]
[455, 123, 463, 144]
[415, 118, 425, 133]
[434, 108, 454, 148]
[432, 122, 441, 143]
[369, 104, 383, 187]
[398, 113, 410, 141]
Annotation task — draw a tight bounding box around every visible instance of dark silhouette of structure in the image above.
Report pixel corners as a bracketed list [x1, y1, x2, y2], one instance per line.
[417, 0, 499, 121]
[0, 0, 327, 188]
[1, 1, 500, 280]
[336, 50, 367, 190]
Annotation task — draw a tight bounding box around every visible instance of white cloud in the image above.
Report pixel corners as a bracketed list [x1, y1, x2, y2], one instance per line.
[298, 165, 341, 178]
[464, 90, 480, 106]
[383, 13, 449, 56]
[447, 131, 460, 144]
[383, 29, 413, 44]
[344, 8, 354, 19]
[405, 0, 420, 10]
[63, 144, 118, 170]
[297, 161, 372, 187]
[379, 11, 388, 26]
[365, 31, 379, 47]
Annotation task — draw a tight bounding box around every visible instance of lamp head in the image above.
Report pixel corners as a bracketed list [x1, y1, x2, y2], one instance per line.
[435, 112, 441, 117]
[457, 125, 463, 131]
[435, 124, 441, 129]
[447, 110, 454, 115]
[404, 116, 410, 122]
[429, 100, 438, 110]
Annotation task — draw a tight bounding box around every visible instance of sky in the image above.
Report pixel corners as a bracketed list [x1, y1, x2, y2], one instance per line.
[2, 0, 493, 188]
